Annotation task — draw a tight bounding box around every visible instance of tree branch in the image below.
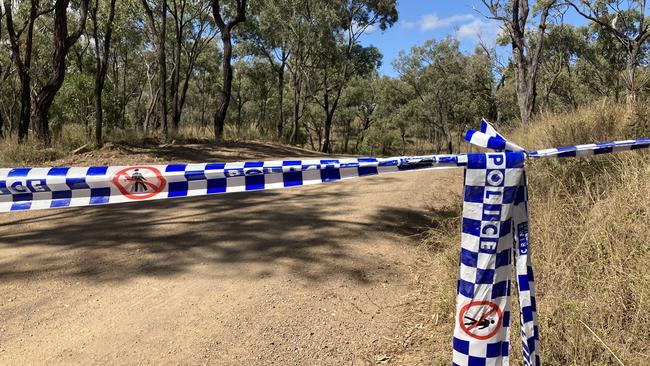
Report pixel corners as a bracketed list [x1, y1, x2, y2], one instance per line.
[565, 1, 629, 46]
[66, 0, 90, 48]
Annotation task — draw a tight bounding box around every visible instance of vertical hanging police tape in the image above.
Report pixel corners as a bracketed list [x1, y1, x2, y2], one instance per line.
[453, 151, 525, 365]
[0, 120, 648, 365]
[454, 121, 537, 366]
[456, 119, 648, 365]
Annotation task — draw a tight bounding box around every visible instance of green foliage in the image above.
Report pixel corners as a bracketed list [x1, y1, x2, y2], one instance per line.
[0, 0, 648, 154]
[50, 72, 95, 135]
[390, 38, 496, 153]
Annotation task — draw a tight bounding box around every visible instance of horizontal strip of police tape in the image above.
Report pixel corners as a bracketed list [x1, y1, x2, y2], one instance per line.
[0, 155, 464, 212]
[0, 120, 648, 366]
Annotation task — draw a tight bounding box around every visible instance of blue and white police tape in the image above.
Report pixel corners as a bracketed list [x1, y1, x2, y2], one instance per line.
[455, 119, 649, 366]
[453, 151, 525, 365]
[1, 118, 648, 366]
[472, 120, 541, 366]
[452, 151, 539, 366]
[465, 119, 525, 152]
[0, 154, 464, 212]
[465, 118, 650, 157]
[528, 138, 650, 158]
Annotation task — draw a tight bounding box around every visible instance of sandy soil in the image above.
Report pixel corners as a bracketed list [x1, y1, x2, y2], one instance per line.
[0, 142, 462, 365]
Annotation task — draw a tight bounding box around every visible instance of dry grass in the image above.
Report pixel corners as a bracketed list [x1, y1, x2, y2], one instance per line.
[0, 123, 290, 170]
[419, 102, 650, 365]
[513, 104, 650, 365]
[0, 124, 243, 167]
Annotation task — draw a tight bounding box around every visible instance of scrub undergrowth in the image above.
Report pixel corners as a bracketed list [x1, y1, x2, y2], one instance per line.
[423, 102, 650, 365]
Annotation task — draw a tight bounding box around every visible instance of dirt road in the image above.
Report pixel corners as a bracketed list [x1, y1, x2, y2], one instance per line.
[0, 143, 462, 365]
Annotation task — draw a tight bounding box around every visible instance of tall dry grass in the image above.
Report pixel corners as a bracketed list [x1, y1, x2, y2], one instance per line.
[511, 104, 650, 365]
[423, 102, 650, 365]
[0, 122, 278, 167]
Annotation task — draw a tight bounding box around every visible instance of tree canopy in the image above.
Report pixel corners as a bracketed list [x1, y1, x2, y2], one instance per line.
[0, 0, 648, 153]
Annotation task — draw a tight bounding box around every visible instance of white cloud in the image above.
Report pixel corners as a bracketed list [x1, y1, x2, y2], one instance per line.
[401, 13, 474, 32]
[400, 12, 501, 46]
[456, 19, 501, 45]
[401, 20, 417, 30]
[420, 14, 474, 31]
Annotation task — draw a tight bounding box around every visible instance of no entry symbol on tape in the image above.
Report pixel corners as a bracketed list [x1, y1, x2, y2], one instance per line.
[113, 166, 167, 200]
[459, 300, 503, 340]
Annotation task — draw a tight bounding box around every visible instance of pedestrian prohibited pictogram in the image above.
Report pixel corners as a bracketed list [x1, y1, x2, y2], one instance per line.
[459, 300, 503, 340]
[112, 166, 167, 200]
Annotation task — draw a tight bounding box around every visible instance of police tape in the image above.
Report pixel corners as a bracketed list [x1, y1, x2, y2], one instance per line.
[0, 155, 464, 212]
[453, 120, 648, 366]
[1, 120, 648, 366]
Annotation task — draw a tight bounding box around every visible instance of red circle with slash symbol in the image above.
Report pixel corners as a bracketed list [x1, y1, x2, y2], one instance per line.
[459, 300, 503, 340]
[112, 166, 167, 200]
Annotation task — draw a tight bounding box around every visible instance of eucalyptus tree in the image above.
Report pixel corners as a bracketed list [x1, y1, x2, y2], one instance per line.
[190, 41, 221, 128]
[169, 0, 216, 131]
[345, 76, 379, 153]
[239, 1, 291, 140]
[482, 0, 558, 124]
[210, 0, 247, 141]
[573, 23, 628, 102]
[374, 76, 411, 152]
[141, 0, 168, 136]
[31, 0, 90, 143]
[284, 0, 313, 145]
[3, 0, 45, 140]
[90, 0, 117, 146]
[110, 1, 147, 129]
[393, 38, 495, 153]
[535, 24, 581, 110]
[0, 4, 12, 136]
[567, 0, 650, 110]
[307, 0, 397, 152]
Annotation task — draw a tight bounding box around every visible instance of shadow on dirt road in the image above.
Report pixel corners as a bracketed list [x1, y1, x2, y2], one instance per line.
[0, 175, 438, 285]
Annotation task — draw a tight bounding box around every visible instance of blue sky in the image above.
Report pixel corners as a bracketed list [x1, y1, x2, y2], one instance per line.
[360, 0, 585, 77]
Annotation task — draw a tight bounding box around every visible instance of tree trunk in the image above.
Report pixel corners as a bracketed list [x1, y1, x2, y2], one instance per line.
[319, 73, 342, 153]
[94, 79, 104, 145]
[321, 112, 333, 153]
[290, 72, 301, 144]
[211, 0, 246, 141]
[502, 0, 553, 124]
[120, 47, 129, 128]
[18, 73, 31, 141]
[515, 63, 535, 125]
[19, 4, 36, 141]
[201, 100, 206, 127]
[145, 88, 160, 132]
[93, 0, 117, 147]
[0, 106, 4, 138]
[625, 48, 639, 112]
[159, 0, 168, 136]
[277, 52, 286, 140]
[134, 88, 143, 129]
[32, 0, 89, 144]
[213, 32, 233, 140]
[170, 3, 183, 131]
[343, 119, 351, 153]
[171, 44, 181, 130]
[4, 0, 38, 141]
[177, 65, 192, 127]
